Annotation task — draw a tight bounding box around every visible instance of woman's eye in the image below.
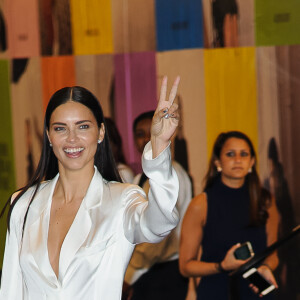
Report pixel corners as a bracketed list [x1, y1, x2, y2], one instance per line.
[79, 124, 89, 129]
[54, 127, 65, 132]
[241, 152, 250, 157]
[225, 152, 235, 157]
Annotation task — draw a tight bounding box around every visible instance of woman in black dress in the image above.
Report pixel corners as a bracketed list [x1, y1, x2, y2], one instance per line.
[179, 131, 279, 299]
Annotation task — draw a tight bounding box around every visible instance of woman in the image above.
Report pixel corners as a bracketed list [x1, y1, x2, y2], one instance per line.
[0, 76, 180, 300]
[179, 131, 279, 299]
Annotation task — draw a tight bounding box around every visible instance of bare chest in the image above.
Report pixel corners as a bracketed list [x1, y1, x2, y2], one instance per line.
[47, 200, 82, 276]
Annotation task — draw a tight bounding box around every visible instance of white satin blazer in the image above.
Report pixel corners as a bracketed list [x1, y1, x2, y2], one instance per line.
[0, 143, 179, 300]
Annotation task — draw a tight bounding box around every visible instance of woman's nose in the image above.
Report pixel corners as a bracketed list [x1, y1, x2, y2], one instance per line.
[66, 129, 78, 142]
[234, 155, 242, 162]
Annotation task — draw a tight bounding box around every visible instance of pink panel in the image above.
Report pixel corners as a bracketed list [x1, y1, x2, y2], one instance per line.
[114, 52, 157, 173]
[6, 0, 40, 58]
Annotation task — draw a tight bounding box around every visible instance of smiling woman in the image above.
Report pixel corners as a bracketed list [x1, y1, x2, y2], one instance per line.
[47, 101, 104, 174]
[0, 78, 181, 300]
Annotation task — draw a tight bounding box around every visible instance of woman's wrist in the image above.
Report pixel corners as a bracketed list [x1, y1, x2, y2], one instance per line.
[260, 262, 272, 271]
[215, 261, 227, 273]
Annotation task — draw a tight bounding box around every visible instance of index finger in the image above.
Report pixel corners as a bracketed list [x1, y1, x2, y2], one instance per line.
[158, 75, 168, 107]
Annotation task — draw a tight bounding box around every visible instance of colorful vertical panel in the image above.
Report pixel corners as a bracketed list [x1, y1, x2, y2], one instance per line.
[156, 49, 206, 195]
[256, 47, 280, 180]
[0, 60, 15, 269]
[6, 0, 40, 58]
[256, 0, 300, 46]
[75, 55, 114, 117]
[39, 0, 73, 56]
[41, 56, 76, 110]
[202, 0, 254, 48]
[112, 0, 156, 53]
[0, 3, 8, 58]
[70, 0, 113, 55]
[155, 0, 204, 51]
[10, 58, 43, 189]
[204, 47, 258, 156]
[114, 52, 157, 173]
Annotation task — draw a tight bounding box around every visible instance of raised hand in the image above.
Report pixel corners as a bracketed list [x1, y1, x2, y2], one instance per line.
[151, 76, 180, 157]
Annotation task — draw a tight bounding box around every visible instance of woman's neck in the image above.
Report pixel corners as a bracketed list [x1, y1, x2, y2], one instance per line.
[221, 175, 245, 189]
[55, 166, 95, 204]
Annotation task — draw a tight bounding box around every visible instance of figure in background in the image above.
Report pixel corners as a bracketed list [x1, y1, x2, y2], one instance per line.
[105, 117, 134, 183]
[39, 0, 72, 55]
[0, 76, 181, 300]
[123, 110, 192, 300]
[180, 131, 279, 300]
[0, 7, 7, 52]
[212, 0, 239, 47]
[264, 137, 300, 300]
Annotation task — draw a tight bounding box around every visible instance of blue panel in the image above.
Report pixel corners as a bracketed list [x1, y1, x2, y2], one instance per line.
[155, 0, 204, 51]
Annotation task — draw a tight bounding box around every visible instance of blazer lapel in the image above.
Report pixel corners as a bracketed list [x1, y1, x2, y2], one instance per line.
[58, 167, 104, 279]
[27, 174, 59, 284]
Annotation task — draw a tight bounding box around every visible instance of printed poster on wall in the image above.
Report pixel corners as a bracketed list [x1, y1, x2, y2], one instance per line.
[204, 47, 258, 157]
[41, 56, 76, 110]
[202, 0, 254, 48]
[114, 52, 157, 173]
[156, 49, 206, 195]
[155, 0, 204, 51]
[255, 0, 300, 46]
[5, 0, 40, 58]
[70, 0, 113, 55]
[0, 60, 15, 269]
[10, 58, 43, 189]
[112, 0, 156, 53]
[75, 54, 114, 118]
[38, 0, 73, 56]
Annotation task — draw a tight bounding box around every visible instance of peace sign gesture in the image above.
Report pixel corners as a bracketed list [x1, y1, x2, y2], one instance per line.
[151, 76, 180, 158]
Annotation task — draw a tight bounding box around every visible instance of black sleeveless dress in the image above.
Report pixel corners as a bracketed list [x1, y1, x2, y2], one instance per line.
[196, 176, 275, 300]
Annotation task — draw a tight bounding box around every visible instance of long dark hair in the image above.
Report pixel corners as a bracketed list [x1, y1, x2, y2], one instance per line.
[2, 86, 121, 232]
[204, 131, 270, 226]
[104, 117, 127, 165]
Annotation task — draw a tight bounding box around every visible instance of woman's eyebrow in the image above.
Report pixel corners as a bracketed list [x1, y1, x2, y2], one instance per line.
[75, 120, 92, 125]
[51, 120, 92, 126]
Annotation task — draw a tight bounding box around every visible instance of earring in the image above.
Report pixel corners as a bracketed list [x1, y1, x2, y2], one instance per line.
[49, 142, 52, 147]
[217, 166, 222, 172]
[248, 167, 252, 173]
[97, 139, 102, 144]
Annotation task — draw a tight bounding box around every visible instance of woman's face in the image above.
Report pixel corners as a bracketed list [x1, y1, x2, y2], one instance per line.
[215, 137, 255, 186]
[47, 101, 104, 173]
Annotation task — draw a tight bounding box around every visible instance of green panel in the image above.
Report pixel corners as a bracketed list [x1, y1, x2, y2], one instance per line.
[256, 0, 300, 46]
[0, 60, 15, 269]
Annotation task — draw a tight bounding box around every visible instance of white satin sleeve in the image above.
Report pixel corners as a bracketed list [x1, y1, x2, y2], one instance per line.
[123, 142, 179, 244]
[0, 214, 23, 299]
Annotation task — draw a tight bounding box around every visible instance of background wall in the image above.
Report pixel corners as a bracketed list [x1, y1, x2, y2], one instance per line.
[0, 0, 299, 297]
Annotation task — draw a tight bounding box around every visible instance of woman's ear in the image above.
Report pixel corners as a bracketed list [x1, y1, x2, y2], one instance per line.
[214, 160, 222, 172]
[98, 123, 105, 142]
[250, 157, 255, 168]
[46, 130, 51, 145]
[214, 160, 220, 169]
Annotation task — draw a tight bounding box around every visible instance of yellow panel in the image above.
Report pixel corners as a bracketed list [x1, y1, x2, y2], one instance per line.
[70, 0, 113, 55]
[204, 47, 258, 158]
